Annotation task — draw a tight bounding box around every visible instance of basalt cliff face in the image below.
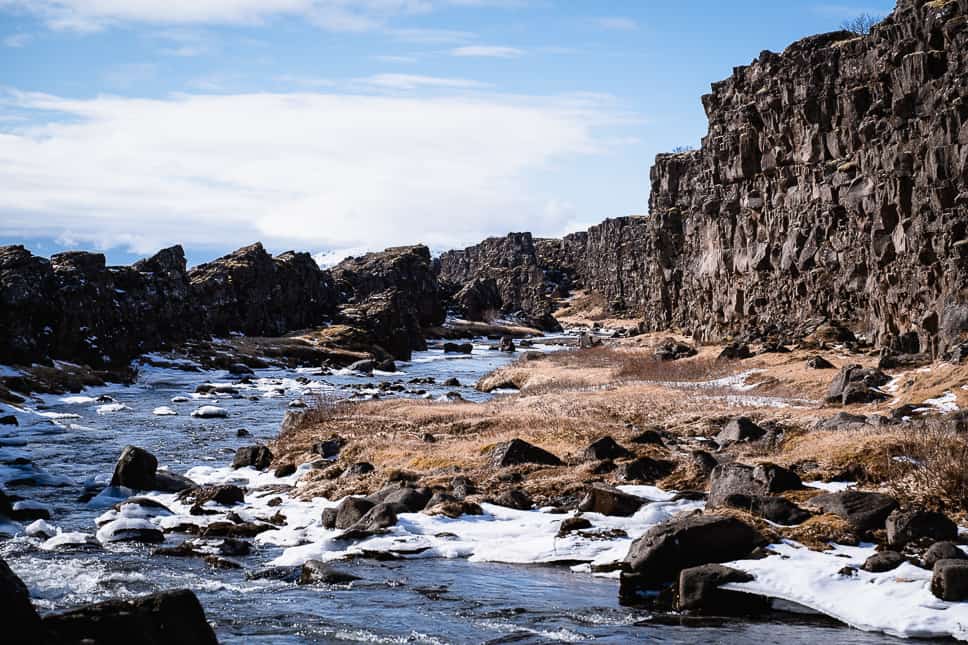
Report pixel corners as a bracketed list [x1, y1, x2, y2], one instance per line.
[439, 0, 968, 355]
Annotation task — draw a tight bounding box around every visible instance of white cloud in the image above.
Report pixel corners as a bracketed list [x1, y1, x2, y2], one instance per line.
[0, 89, 617, 256]
[3, 32, 31, 47]
[357, 73, 491, 90]
[595, 17, 638, 31]
[450, 45, 523, 58]
[0, 0, 509, 33]
[372, 54, 419, 63]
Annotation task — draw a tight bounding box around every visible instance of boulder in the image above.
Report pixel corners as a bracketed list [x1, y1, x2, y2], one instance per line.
[862, 551, 904, 573]
[806, 356, 835, 369]
[615, 457, 676, 483]
[191, 405, 228, 419]
[886, 509, 957, 547]
[654, 337, 697, 361]
[0, 415, 18, 426]
[622, 514, 764, 592]
[178, 485, 245, 506]
[582, 436, 632, 461]
[707, 462, 802, 507]
[340, 462, 375, 478]
[498, 336, 516, 353]
[924, 542, 967, 568]
[806, 491, 898, 532]
[578, 485, 646, 517]
[0, 556, 42, 643]
[341, 502, 401, 536]
[932, 559, 968, 601]
[232, 445, 273, 470]
[488, 439, 562, 468]
[110, 446, 158, 491]
[715, 417, 766, 445]
[443, 342, 473, 354]
[717, 343, 752, 361]
[333, 497, 376, 530]
[152, 470, 198, 493]
[557, 516, 593, 536]
[379, 487, 432, 513]
[313, 437, 345, 459]
[677, 564, 761, 614]
[826, 365, 890, 406]
[720, 494, 811, 526]
[43, 589, 217, 645]
[493, 488, 533, 511]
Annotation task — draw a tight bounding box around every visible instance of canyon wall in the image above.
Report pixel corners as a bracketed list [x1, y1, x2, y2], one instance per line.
[440, 0, 968, 355]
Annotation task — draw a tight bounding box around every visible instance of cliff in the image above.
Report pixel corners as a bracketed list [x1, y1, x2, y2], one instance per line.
[438, 0, 968, 355]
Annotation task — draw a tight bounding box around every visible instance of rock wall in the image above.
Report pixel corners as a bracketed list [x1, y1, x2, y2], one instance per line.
[438, 0, 968, 354]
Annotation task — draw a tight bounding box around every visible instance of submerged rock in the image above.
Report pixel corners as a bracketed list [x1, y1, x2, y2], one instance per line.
[299, 560, 361, 585]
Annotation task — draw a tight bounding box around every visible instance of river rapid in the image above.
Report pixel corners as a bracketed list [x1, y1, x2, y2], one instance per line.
[0, 337, 909, 644]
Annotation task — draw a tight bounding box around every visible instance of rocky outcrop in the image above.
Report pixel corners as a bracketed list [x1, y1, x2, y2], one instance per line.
[436, 233, 566, 331]
[188, 242, 336, 337]
[438, 0, 968, 354]
[332, 245, 444, 360]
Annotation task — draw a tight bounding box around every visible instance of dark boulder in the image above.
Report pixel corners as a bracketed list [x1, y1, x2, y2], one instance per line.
[489, 439, 562, 468]
[232, 445, 273, 470]
[806, 491, 898, 533]
[806, 356, 835, 369]
[622, 514, 764, 594]
[341, 502, 401, 537]
[677, 564, 762, 614]
[443, 342, 473, 354]
[379, 487, 432, 513]
[578, 485, 646, 517]
[924, 542, 967, 568]
[274, 463, 297, 478]
[493, 488, 533, 511]
[498, 336, 516, 353]
[932, 559, 968, 601]
[341, 462, 375, 479]
[720, 494, 811, 526]
[42, 589, 218, 645]
[313, 437, 345, 459]
[110, 446, 158, 491]
[178, 485, 245, 506]
[615, 457, 676, 483]
[582, 436, 632, 461]
[0, 556, 42, 643]
[333, 497, 376, 530]
[655, 337, 697, 361]
[826, 365, 890, 406]
[152, 470, 198, 493]
[717, 343, 752, 361]
[707, 462, 802, 507]
[0, 415, 17, 426]
[715, 417, 766, 445]
[886, 510, 957, 547]
[298, 560, 361, 585]
[862, 551, 904, 573]
[557, 516, 593, 536]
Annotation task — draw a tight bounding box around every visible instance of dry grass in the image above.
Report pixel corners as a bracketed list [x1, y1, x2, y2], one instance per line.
[886, 413, 968, 514]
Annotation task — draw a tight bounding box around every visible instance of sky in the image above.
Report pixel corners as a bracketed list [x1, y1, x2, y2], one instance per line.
[0, 0, 896, 267]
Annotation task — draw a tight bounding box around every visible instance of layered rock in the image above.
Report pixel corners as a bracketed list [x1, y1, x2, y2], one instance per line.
[332, 245, 444, 359]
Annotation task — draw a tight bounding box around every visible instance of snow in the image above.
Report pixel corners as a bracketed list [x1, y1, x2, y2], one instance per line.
[724, 541, 968, 641]
[96, 517, 160, 543]
[804, 480, 856, 493]
[25, 519, 57, 538]
[152, 406, 177, 416]
[96, 403, 131, 415]
[917, 391, 959, 414]
[191, 405, 227, 418]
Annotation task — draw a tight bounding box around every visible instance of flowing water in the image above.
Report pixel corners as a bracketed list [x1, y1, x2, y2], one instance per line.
[0, 338, 912, 643]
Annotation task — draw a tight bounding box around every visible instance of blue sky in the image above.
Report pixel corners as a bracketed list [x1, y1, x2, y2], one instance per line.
[0, 0, 895, 266]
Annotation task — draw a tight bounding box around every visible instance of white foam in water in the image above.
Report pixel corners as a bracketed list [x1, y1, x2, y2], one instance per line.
[59, 395, 97, 405]
[191, 405, 228, 418]
[152, 406, 178, 416]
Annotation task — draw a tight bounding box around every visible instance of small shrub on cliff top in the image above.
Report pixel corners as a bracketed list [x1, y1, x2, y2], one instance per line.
[841, 13, 882, 35]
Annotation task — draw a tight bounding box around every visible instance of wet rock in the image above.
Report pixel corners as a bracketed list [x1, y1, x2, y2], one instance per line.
[236, 428, 250, 437]
[707, 462, 802, 507]
[227, 362, 254, 375]
[715, 417, 766, 445]
[288, 399, 307, 409]
[655, 337, 697, 361]
[806, 491, 898, 533]
[380, 487, 432, 513]
[493, 488, 533, 511]
[498, 336, 516, 353]
[806, 356, 835, 369]
[0, 415, 17, 426]
[578, 485, 646, 517]
[443, 342, 473, 354]
[232, 445, 273, 470]
[863, 551, 904, 573]
[299, 560, 361, 585]
[621, 514, 764, 595]
[630, 429, 665, 446]
[153, 470, 198, 493]
[887, 509, 957, 547]
[924, 542, 967, 568]
[43, 588, 218, 645]
[1, 555, 42, 642]
[720, 494, 811, 526]
[677, 564, 760, 614]
[97, 519, 165, 544]
[489, 438, 562, 468]
[583, 436, 632, 461]
[348, 359, 376, 374]
[442, 377, 460, 387]
[932, 559, 968, 601]
[110, 445, 157, 491]
[615, 457, 676, 483]
[341, 502, 401, 537]
[246, 566, 302, 582]
[178, 485, 245, 506]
